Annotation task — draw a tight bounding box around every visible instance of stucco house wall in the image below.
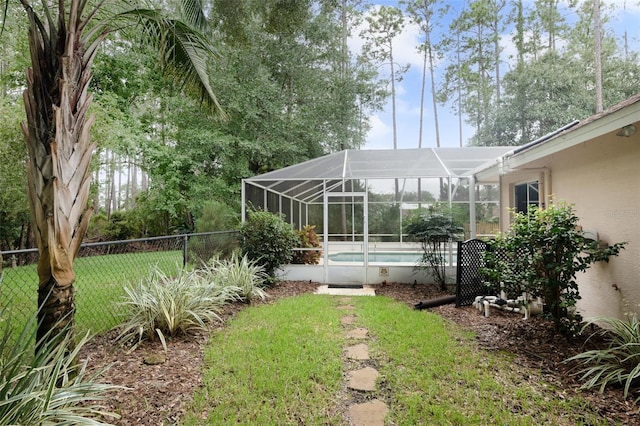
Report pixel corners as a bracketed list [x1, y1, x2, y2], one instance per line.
[487, 94, 640, 320]
[499, 133, 639, 319]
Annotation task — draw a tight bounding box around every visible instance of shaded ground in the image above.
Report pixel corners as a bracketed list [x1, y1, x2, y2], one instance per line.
[82, 281, 639, 425]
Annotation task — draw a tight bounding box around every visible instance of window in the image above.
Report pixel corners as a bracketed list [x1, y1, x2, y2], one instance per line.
[514, 181, 539, 213]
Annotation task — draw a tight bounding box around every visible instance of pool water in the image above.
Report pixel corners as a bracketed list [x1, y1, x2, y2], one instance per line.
[328, 251, 458, 264]
[329, 252, 422, 263]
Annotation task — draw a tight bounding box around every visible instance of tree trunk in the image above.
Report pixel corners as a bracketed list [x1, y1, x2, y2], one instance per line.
[418, 44, 427, 149]
[93, 149, 101, 210]
[21, 2, 104, 347]
[456, 31, 463, 147]
[132, 160, 139, 208]
[593, 0, 603, 113]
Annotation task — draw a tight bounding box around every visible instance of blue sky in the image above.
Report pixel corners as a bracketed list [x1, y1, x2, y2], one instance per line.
[351, 0, 640, 150]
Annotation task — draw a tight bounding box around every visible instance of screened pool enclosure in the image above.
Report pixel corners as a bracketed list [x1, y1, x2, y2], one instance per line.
[242, 147, 512, 284]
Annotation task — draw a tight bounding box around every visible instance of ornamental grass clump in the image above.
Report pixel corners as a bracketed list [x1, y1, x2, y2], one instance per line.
[0, 310, 120, 425]
[117, 265, 235, 350]
[199, 253, 269, 302]
[567, 313, 640, 401]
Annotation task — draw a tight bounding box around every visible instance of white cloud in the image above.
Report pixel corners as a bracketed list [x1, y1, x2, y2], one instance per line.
[392, 20, 423, 70]
[364, 113, 392, 150]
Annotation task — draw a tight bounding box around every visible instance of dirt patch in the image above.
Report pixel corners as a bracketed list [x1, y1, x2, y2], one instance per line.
[81, 281, 639, 425]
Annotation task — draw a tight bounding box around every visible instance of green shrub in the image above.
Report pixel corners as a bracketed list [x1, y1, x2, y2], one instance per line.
[239, 211, 298, 284]
[85, 212, 110, 242]
[0, 311, 119, 424]
[405, 206, 464, 290]
[105, 209, 145, 240]
[117, 265, 237, 350]
[188, 201, 239, 265]
[189, 201, 241, 262]
[198, 252, 269, 302]
[566, 313, 640, 400]
[195, 200, 240, 233]
[291, 225, 322, 265]
[483, 203, 625, 331]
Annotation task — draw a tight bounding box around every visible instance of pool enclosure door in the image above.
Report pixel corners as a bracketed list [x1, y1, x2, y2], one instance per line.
[323, 191, 369, 285]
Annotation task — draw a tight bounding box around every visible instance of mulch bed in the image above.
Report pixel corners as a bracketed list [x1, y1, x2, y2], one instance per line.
[82, 280, 639, 425]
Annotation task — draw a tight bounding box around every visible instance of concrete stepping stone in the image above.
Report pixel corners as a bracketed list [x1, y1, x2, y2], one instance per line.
[346, 327, 368, 339]
[337, 304, 355, 311]
[314, 285, 376, 296]
[345, 343, 369, 360]
[348, 399, 389, 426]
[347, 366, 379, 391]
[341, 315, 357, 325]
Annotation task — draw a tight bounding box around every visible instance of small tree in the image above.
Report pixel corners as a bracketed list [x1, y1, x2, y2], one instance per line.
[484, 203, 625, 331]
[239, 211, 298, 285]
[405, 206, 464, 290]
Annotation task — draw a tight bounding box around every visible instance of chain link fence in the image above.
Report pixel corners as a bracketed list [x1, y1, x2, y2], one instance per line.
[1, 231, 240, 337]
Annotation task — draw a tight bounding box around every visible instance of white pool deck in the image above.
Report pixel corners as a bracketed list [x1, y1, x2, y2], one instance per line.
[314, 284, 377, 296]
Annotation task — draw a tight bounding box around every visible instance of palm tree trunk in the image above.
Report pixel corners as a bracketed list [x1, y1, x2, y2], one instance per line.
[17, 0, 222, 348]
[20, 1, 104, 346]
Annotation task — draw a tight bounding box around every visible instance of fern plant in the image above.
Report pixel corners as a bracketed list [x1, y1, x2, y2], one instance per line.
[566, 313, 640, 401]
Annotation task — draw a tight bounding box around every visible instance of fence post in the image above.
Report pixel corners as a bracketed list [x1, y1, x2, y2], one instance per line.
[183, 234, 189, 267]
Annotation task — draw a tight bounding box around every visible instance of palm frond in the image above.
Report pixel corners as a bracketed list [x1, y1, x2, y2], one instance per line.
[180, 0, 208, 31]
[113, 8, 226, 118]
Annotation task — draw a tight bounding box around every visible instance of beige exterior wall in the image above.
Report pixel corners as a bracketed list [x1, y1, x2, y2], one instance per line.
[498, 132, 640, 320]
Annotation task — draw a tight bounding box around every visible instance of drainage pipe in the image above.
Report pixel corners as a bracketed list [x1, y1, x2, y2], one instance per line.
[414, 295, 456, 310]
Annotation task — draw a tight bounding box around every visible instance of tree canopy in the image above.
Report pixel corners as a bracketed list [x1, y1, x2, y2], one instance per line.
[1, 0, 638, 244]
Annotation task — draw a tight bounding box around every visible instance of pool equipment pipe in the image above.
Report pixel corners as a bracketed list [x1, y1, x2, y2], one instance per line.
[474, 294, 543, 319]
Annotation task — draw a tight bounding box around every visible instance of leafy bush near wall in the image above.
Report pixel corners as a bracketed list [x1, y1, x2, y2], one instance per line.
[483, 203, 626, 332]
[239, 211, 298, 284]
[291, 225, 322, 265]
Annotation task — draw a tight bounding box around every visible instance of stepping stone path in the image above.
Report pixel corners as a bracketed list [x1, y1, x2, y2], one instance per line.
[337, 297, 389, 426]
[348, 400, 389, 426]
[346, 327, 368, 339]
[345, 343, 370, 360]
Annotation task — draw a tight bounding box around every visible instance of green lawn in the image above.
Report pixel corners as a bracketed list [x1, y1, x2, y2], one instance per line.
[185, 294, 606, 425]
[184, 295, 346, 425]
[352, 296, 602, 425]
[1, 251, 182, 337]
